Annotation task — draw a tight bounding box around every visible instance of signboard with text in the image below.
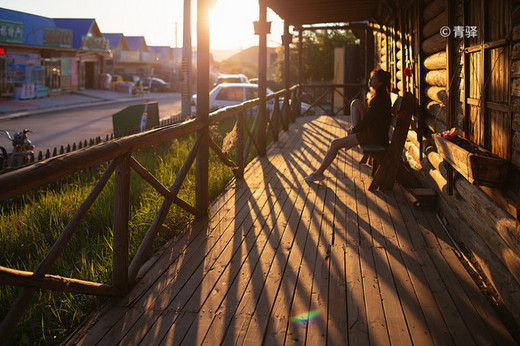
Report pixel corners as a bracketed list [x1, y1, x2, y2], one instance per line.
[81, 35, 109, 52]
[43, 26, 73, 48]
[0, 19, 23, 44]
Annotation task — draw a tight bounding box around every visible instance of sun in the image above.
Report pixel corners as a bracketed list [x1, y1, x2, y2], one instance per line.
[209, 0, 259, 50]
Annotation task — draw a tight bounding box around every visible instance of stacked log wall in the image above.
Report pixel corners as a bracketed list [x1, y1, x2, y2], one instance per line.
[420, 0, 448, 132]
[399, 0, 520, 325]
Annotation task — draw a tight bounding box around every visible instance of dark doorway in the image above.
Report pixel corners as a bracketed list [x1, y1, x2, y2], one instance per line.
[85, 62, 96, 89]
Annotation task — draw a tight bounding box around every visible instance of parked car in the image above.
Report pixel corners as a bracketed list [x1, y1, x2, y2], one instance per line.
[214, 73, 249, 87]
[191, 83, 314, 116]
[192, 83, 271, 114]
[141, 77, 171, 92]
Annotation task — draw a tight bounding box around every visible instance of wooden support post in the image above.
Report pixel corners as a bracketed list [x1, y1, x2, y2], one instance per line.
[416, 0, 425, 161]
[112, 153, 130, 291]
[298, 27, 303, 118]
[256, 0, 268, 156]
[283, 21, 291, 91]
[283, 21, 291, 123]
[196, 0, 210, 214]
[181, 0, 192, 117]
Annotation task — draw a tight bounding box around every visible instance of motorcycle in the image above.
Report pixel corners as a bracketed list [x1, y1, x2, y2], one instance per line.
[0, 129, 35, 171]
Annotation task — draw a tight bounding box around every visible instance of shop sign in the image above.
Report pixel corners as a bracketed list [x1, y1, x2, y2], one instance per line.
[43, 26, 73, 48]
[0, 19, 23, 44]
[7, 53, 39, 65]
[81, 35, 109, 52]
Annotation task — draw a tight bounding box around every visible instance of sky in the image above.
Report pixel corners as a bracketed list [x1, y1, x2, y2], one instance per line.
[0, 0, 284, 50]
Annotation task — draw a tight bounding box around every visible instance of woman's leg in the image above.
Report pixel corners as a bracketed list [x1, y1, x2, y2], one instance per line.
[305, 99, 365, 182]
[351, 99, 370, 164]
[305, 134, 359, 181]
[350, 99, 367, 128]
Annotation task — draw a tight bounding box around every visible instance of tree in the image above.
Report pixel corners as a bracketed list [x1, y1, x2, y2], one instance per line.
[273, 29, 359, 84]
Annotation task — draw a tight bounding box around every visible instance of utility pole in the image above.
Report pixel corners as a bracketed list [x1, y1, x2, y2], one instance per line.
[181, 0, 192, 117]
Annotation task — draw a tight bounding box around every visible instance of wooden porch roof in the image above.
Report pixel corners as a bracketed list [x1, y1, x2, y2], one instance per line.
[266, 0, 380, 25]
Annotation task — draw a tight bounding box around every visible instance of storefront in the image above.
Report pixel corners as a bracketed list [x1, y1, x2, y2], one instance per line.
[54, 19, 109, 90]
[0, 9, 83, 98]
[79, 36, 109, 89]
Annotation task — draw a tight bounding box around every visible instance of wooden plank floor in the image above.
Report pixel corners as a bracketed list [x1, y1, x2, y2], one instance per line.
[66, 115, 516, 345]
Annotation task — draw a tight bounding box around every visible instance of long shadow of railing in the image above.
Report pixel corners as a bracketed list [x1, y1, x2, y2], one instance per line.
[0, 82, 363, 342]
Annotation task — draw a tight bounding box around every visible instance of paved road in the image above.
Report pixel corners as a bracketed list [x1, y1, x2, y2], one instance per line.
[0, 94, 182, 155]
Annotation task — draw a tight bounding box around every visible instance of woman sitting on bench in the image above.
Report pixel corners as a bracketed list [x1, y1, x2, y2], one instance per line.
[304, 69, 392, 182]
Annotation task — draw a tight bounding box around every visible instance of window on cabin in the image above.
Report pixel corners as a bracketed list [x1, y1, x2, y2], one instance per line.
[465, 0, 511, 160]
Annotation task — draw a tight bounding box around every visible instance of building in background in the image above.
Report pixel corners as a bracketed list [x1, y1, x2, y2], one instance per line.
[119, 36, 154, 78]
[0, 8, 76, 98]
[54, 18, 109, 90]
[0, 8, 109, 98]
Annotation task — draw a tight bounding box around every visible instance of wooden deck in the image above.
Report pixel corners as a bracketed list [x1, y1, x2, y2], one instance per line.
[66, 115, 515, 345]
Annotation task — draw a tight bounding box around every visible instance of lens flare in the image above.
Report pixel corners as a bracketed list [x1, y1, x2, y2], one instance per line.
[291, 310, 320, 323]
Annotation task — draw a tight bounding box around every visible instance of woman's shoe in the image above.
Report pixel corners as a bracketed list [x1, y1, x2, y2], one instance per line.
[304, 173, 325, 182]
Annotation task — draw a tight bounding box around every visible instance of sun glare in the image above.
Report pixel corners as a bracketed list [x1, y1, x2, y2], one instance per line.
[208, 0, 282, 50]
[209, 0, 257, 49]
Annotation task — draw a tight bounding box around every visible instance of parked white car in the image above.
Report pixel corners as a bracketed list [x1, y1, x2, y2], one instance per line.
[214, 73, 249, 87]
[191, 83, 314, 116]
[192, 83, 272, 114]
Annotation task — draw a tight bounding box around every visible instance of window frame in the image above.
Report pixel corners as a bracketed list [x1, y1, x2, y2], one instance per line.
[463, 0, 512, 160]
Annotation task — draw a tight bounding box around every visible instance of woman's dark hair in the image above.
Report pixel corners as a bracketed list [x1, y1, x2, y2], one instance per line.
[367, 69, 391, 104]
[371, 69, 391, 95]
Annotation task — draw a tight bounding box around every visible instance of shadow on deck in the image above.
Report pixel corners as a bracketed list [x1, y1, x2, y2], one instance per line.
[65, 115, 515, 345]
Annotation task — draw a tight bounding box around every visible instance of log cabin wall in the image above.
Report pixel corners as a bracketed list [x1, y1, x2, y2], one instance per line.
[373, 0, 520, 325]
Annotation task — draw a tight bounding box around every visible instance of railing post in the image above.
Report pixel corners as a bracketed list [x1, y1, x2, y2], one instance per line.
[112, 153, 130, 291]
[331, 86, 335, 115]
[272, 96, 279, 141]
[236, 112, 245, 178]
[196, 0, 210, 213]
[293, 87, 299, 121]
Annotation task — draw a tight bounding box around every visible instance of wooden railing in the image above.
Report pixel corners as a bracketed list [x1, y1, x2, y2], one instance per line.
[0, 85, 302, 339]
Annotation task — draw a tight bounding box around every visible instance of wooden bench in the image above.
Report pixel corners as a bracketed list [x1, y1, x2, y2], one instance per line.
[359, 92, 416, 190]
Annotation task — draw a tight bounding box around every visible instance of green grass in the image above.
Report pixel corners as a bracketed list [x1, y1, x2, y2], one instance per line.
[0, 120, 247, 345]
